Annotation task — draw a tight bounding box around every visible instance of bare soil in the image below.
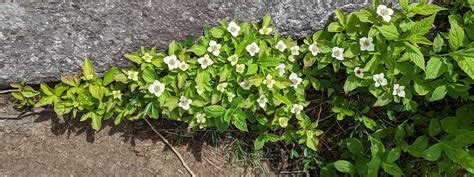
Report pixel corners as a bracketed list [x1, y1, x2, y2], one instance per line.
[0, 94, 282, 176]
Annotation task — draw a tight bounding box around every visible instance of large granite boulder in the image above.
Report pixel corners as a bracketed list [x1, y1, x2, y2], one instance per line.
[0, 0, 371, 88]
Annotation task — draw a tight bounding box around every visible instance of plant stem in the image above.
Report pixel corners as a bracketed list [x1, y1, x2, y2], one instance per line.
[0, 89, 19, 94]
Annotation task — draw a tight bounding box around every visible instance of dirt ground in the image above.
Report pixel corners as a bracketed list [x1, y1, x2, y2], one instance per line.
[0, 94, 283, 176]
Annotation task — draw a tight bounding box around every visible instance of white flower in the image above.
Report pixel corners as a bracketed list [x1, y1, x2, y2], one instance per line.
[196, 113, 206, 124]
[275, 40, 287, 52]
[227, 21, 241, 37]
[239, 80, 251, 90]
[359, 37, 375, 51]
[332, 47, 345, 61]
[127, 70, 139, 81]
[290, 45, 300, 56]
[289, 72, 303, 89]
[257, 94, 268, 109]
[207, 40, 221, 56]
[143, 53, 153, 63]
[392, 84, 406, 98]
[259, 27, 273, 35]
[112, 90, 122, 99]
[217, 82, 228, 93]
[227, 54, 239, 66]
[178, 96, 192, 110]
[246, 42, 260, 56]
[179, 61, 189, 71]
[148, 80, 165, 97]
[236, 64, 246, 73]
[376, 5, 394, 22]
[197, 54, 214, 69]
[279, 117, 289, 128]
[195, 84, 205, 94]
[164, 55, 181, 70]
[275, 64, 286, 76]
[373, 73, 388, 87]
[291, 104, 304, 114]
[354, 67, 364, 78]
[308, 42, 321, 56]
[262, 74, 276, 89]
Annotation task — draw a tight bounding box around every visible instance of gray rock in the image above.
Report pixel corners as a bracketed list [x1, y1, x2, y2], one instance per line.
[0, 0, 372, 88]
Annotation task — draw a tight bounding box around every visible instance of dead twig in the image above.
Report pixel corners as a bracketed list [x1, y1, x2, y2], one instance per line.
[0, 89, 19, 94]
[203, 156, 223, 171]
[144, 118, 196, 177]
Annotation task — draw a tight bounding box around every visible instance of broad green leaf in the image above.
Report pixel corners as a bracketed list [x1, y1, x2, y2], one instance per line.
[448, 16, 465, 51]
[232, 111, 248, 132]
[328, 22, 343, 32]
[343, 75, 359, 94]
[412, 3, 447, 15]
[334, 160, 355, 174]
[82, 58, 95, 80]
[34, 96, 54, 107]
[427, 84, 446, 102]
[210, 28, 224, 38]
[409, 14, 436, 36]
[370, 136, 385, 157]
[91, 113, 102, 131]
[381, 162, 404, 176]
[40, 83, 54, 96]
[422, 143, 443, 161]
[377, 24, 399, 40]
[425, 57, 447, 79]
[89, 84, 104, 100]
[455, 56, 474, 79]
[246, 64, 258, 75]
[124, 53, 142, 64]
[273, 93, 291, 105]
[405, 42, 425, 70]
[433, 34, 444, 53]
[386, 147, 401, 163]
[440, 117, 458, 133]
[204, 105, 226, 118]
[335, 8, 347, 27]
[429, 119, 442, 136]
[414, 79, 429, 95]
[408, 135, 429, 157]
[262, 14, 272, 27]
[399, 0, 409, 12]
[346, 138, 363, 155]
[254, 133, 279, 150]
[367, 157, 381, 177]
[168, 40, 179, 55]
[177, 72, 187, 89]
[103, 67, 120, 86]
[373, 93, 392, 107]
[363, 116, 377, 130]
[188, 44, 206, 56]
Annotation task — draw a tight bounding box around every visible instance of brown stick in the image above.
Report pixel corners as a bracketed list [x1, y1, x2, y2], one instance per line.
[144, 118, 196, 177]
[0, 89, 19, 94]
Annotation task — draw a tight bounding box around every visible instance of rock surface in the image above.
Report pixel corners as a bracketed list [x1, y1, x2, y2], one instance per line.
[0, 0, 371, 87]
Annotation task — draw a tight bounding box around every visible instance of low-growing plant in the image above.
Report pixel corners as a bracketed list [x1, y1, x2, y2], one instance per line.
[10, 0, 474, 175]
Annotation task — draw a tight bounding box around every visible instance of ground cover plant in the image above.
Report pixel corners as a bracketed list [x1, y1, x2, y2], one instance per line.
[9, 0, 474, 176]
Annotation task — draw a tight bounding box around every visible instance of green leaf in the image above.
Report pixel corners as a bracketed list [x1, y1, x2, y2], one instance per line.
[367, 157, 381, 177]
[204, 105, 226, 118]
[405, 42, 425, 70]
[414, 79, 430, 96]
[103, 67, 120, 86]
[254, 133, 279, 150]
[168, 41, 179, 55]
[232, 111, 248, 132]
[142, 68, 157, 83]
[448, 16, 465, 51]
[425, 57, 447, 79]
[34, 96, 54, 107]
[427, 84, 447, 102]
[210, 28, 224, 38]
[408, 135, 429, 157]
[409, 14, 436, 36]
[327, 22, 343, 32]
[422, 143, 443, 161]
[343, 75, 359, 94]
[412, 3, 447, 15]
[262, 14, 272, 27]
[370, 136, 385, 157]
[440, 117, 458, 133]
[40, 83, 54, 96]
[246, 64, 258, 75]
[381, 162, 404, 176]
[386, 147, 401, 163]
[346, 138, 363, 155]
[91, 113, 102, 131]
[373, 93, 392, 107]
[455, 56, 474, 79]
[274, 93, 291, 105]
[399, 0, 409, 12]
[188, 44, 206, 56]
[377, 24, 399, 40]
[89, 85, 103, 100]
[429, 119, 442, 136]
[334, 160, 355, 174]
[335, 8, 347, 27]
[82, 58, 95, 80]
[433, 34, 444, 53]
[124, 53, 142, 64]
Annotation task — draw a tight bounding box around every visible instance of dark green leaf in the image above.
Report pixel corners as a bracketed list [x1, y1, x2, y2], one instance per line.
[204, 105, 226, 118]
[425, 57, 447, 79]
[422, 143, 443, 161]
[381, 162, 404, 176]
[386, 147, 401, 163]
[440, 117, 458, 133]
[334, 160, 355, 174]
